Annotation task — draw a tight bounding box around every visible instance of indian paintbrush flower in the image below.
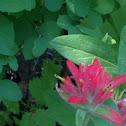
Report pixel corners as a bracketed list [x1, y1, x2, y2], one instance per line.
[55, 59, 126, 125]
[117, 98, 126, 121]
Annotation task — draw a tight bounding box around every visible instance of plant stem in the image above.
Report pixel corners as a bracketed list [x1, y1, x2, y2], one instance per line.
[82, 113, 90, 126]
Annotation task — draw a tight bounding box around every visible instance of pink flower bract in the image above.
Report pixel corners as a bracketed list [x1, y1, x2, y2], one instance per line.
[56, 59, 126, 125]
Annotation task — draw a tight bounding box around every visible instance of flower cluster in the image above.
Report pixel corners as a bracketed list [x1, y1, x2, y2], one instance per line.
[56, 59, 126, 125]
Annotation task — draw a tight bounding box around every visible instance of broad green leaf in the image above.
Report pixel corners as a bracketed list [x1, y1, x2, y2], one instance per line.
[8, 56, 18, 71]
[111, 8, 126, 35]
[66, 0, 89, 17]
[50, 34, 117, 76]
[76, 109, 86, 126]
[57, 15, 74, 30]
[118, 25, 126, 75]
[0, 0, 35, 12]
[45, 0, 63, 12]
[94, 0, 115, 15]
[0, 80, 22, 102]
[0, 14, 18, 56]
[32, 38, 50, 57]
[39, 21, 62, 39]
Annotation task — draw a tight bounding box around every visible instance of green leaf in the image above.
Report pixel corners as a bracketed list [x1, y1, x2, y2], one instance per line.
[29, 61, 76, 126]
[0, 65, 2, 74]
[111, 8, 126, 35]
[45, 92, 76, 126]
[66, 0, 89, 17]
[77, 25, 102, 38]
[102, 20, 119, 42]
[68, 26, 82, 34]
[67, 7, 80, 21]
[39, 21, 62, 39]
[57, 15, 74, 30]
[102, 33, 116, 45]
[93, 116, 118, 126]
[44, 10, 59, 22]
[0, 14, 18, 56]
[94, 0, 115, 15]
[32, 38, 50, 57]
[88, 10, 103, 29]
[0, 55, 8, 74]
[0, 80, 22, 102]
[117, 0, 126, 10]
[102, 98, 119, 112]
[76, 109, 86, 126]
[2, 98, 19, 114]
[14, 19, 33, 46]
[45, 0, 64, 12]
[50, 34, 117, 76]
[23, 36, 36, 60]
[29, 61, 62, 104]
[20, 110, 55, 126]
[0, 55, 8, 65]
[0, 0, 36, 12]
[94, 98, 119, 126]
[8, 56, 18, 71]
[118, 25, 126, 75]
[0, 111, 12, 126]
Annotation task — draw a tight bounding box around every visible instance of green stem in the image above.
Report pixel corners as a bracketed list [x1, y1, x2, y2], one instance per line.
[82, 113, 90, 126]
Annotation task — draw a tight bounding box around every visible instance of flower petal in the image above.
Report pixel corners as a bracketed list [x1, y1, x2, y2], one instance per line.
[95, 105, 125, 125]
[67, 95, 88, 104]
[111, 75, 126, 89]
[66, 60, 79, 81]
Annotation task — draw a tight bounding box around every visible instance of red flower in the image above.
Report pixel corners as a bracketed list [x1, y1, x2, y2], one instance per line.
[56, 59, 126, 125]
[117, 98, 126, 120]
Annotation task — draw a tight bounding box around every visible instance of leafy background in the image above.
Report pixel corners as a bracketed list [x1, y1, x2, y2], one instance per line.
[0, 0, 126, 126]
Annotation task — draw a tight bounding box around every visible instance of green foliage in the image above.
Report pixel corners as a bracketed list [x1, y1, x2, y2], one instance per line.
[0, 14, 18, 56]
[29, 61, 62, 104]
[20, 110, 55, 126]
[66, 0, 89, 17]
[28, 61, 76, 126]
[94, 0, 115, 15]
[0, 111, 12, 126]
[50, 34, 117, 76]
[76, 109, 86, 126]
[0, 80, 22, 102]
[0, 0, 126, 126]
[0, 0, 35, 12]
[45, 0, 64, 12]
[118, 25, 126, 75]
[2, 98, 19, 114]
